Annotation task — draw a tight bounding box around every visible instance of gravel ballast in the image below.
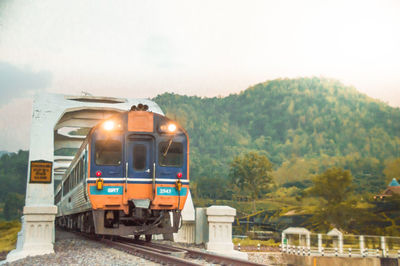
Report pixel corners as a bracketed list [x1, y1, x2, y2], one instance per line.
[2, 229, 285, 265]
[2, 230, 158, 266]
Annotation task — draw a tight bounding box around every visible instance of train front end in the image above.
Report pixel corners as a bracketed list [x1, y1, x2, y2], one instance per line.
[88, 105, 189, 237]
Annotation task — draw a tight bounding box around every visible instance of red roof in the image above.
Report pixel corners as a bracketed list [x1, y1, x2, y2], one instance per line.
[375, 186, 400, 199]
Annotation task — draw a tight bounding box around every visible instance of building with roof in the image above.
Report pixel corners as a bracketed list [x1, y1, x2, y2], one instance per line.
[374, 178, 400, 200]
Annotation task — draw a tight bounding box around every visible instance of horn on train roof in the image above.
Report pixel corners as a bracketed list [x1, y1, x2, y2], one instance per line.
[130, 104, 149, 111]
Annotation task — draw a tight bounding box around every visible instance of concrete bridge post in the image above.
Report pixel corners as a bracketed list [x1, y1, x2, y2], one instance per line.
[381, 236, 386, 257]
[172, 191, 195, 243]
[281, 232, 286, 252]
[318, 234, 322, 253]
[205, 205, 248, 260]
[7, 95, 61, 262]
[306, 234, 310, 250]
[359, 235, 365, 257]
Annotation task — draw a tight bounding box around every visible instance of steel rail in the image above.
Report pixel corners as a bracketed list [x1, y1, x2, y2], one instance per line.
[101, 238, 201, 266]
[71, 231, 267, 265]
[117, 236, 266, 266]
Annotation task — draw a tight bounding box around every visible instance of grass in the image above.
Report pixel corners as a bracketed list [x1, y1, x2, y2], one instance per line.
[193, 197, 296, 214]
[0, 220, 21, 253]
[233, 238, 280, 247]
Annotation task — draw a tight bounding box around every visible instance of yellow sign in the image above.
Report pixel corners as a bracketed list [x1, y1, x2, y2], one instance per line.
[30, 160, 52, 183]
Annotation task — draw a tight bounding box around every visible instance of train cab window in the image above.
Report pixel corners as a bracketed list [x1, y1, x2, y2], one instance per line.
[95, 140, 122, 165]
[133, 144, 146, 171]
[158, 142, 183, 167]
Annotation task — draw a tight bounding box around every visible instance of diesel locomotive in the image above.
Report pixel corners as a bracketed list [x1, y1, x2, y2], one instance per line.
[55, 104, 189, 240]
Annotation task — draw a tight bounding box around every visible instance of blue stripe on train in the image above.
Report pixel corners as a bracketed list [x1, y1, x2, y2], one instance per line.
[87, 180, 188, 185]
[87, 180, 152, 184]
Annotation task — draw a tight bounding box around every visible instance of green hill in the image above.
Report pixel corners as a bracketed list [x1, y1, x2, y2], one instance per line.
[154, 77, 400, 194]
[0, 151, 9, 157]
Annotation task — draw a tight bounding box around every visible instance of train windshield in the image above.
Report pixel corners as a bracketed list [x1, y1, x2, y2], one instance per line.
[158, 141, 183, 167]
[133, 144, 147, 170]
[95, 140, 122, 165]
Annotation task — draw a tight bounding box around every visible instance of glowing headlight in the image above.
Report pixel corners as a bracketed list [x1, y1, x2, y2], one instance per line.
[159, 123, 178, 133]
[103, 120, 115, 131]
[167, 123, 177, 133]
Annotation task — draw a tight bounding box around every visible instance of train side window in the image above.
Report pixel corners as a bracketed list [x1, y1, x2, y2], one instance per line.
[63, 176, 70, 196]
[133, 144, 146, 171]
[158, 142, 183, 167]
[79, 160, 83, 182]
[76, 161, 80, 183]
[77, 160, 81, 182]
[72, 169, 76, 188]
[55, 191, 61, 204]
[74, 168, 77, 187]
[95, 140, 122, 165]
[75, 167, 78, 186]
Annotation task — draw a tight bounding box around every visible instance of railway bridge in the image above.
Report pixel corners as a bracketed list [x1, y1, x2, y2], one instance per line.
[7, 93, 167, 261]
[6, 92, 246, 263]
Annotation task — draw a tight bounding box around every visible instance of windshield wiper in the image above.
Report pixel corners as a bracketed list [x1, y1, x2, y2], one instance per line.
[163, 138, 173, 157]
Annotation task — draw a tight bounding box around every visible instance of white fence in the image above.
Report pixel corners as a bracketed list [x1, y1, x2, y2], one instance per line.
[281, 232, 400, 258]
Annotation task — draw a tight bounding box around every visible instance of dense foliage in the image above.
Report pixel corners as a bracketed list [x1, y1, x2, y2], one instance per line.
[154, 77, 400, 197]
[302, 168, 357, 231]
[229, 152, 273, 204]
[0, 151, 28, 220]
[300, 167, 400, 235]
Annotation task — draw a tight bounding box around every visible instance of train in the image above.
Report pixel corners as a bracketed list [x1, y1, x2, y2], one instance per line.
[55, 103, 190, 241]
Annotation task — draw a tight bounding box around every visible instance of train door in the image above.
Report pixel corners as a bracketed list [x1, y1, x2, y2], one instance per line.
[125, 136, 154, 191]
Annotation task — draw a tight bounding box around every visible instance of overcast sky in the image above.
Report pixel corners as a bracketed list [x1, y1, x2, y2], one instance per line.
[0, 0, 399, 152]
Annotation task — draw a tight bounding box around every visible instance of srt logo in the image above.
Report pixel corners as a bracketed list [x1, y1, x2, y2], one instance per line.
[108, 188, 119, 193]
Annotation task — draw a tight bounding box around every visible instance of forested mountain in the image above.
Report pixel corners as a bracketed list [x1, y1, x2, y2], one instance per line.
[154, 77, 400, 194]
[2, 77, 400, 221]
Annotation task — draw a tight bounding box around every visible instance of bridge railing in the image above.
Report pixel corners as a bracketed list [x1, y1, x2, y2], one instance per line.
[281, 232, 400, 258]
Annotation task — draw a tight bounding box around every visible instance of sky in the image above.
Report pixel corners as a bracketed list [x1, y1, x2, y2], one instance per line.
[0, 0, 399, 152]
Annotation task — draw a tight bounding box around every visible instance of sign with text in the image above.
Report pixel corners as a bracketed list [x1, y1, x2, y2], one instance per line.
[29, 160, 52, 183]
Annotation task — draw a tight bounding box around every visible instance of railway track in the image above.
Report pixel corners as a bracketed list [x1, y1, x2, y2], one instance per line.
[100, 235, 267, 265]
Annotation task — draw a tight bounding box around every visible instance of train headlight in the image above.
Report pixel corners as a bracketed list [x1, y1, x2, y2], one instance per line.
[159, 123, 178, 133]
[167, 123, 177, 133]
[103, 120, 115, 131]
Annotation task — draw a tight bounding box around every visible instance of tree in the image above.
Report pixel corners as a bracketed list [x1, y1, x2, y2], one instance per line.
[3, 192, 24, 220]
[308, 167, 354, 205]
[229, 152, 273, 211]
[196, 176, 232, 200]
[367, 194, 400, 236]
[0, 150, 29, 202]
[383, 158, 400, 183]
[305, 167, 357, 231]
